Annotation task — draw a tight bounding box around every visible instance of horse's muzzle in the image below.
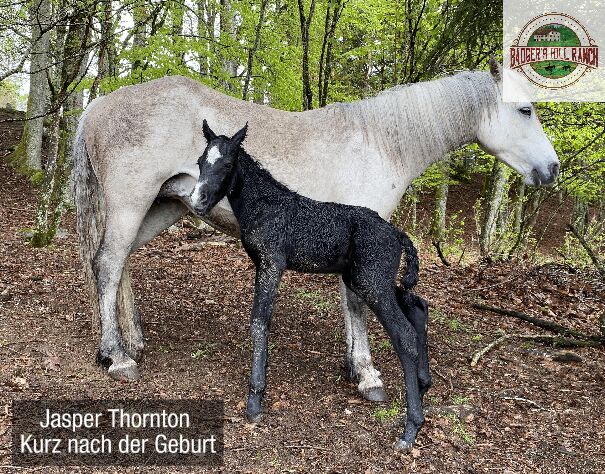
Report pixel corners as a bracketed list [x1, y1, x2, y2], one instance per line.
[531, 162, 559, 186]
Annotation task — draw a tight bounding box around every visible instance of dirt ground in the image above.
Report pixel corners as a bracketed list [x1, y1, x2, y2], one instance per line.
[1, 109, 604, 473]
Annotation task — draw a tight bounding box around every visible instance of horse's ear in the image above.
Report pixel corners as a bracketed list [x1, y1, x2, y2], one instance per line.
[489, 55, 502, 82]
[231, 123, 248, 148]
[202, 119, 217, 143]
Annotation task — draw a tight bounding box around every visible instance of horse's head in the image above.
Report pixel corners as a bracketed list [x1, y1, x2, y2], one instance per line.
[191, 120, 248, 216]
[476, 59, 560, 185]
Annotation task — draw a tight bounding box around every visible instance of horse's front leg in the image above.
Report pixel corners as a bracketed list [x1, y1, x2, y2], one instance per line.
[339, 278, 387, 402]
[246, 262, 283, 423]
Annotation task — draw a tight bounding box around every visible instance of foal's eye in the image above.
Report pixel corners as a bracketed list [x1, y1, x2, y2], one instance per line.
[519, 107, 532, 117]
[225, 162, 233, 170]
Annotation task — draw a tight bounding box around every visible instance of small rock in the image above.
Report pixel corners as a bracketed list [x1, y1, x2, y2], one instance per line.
[0, 288, 10, 301]
[344, 408, 352, 415]
[8, 376, 29, 390]
[55, 228, 68, 239]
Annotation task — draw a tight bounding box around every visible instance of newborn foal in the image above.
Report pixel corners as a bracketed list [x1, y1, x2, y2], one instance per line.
[191, 120, 431, 451]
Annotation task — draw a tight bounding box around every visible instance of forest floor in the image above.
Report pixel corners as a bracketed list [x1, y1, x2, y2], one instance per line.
[1, 108, 604, 473]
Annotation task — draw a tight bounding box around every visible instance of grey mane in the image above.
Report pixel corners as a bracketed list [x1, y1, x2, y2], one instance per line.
[339, 71, 499, 176]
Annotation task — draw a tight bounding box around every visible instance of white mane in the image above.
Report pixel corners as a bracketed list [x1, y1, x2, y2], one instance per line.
[350, 71, 499, 177]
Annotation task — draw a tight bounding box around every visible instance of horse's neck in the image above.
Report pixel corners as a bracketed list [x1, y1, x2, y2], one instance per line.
[350, 71, 496, 182]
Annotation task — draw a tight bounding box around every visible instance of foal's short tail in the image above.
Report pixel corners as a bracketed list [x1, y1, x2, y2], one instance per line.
[398, 230, 419, 291]
[396, 230, 419, 306]
[71, 100, 105, 329]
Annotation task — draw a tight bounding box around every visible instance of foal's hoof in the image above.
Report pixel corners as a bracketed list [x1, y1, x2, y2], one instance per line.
[361, 387, 388, 403]
[393, 439, 414, 453]
[108, 360, 140, 382]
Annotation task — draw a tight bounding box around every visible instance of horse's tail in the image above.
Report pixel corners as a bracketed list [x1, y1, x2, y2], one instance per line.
[72, 99, 104, 329]
[396, 230, 419, 307]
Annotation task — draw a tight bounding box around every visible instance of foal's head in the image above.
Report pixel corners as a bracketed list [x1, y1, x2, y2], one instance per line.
[191, 120, 248, 216]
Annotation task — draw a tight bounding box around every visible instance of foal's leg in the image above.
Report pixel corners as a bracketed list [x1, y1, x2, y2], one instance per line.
[370, 295, 424, 452]
[93, 205, 149, 381]
[246, 262, 284, 422]
[340, 279, 387, 402]
[398, 292, 432, 400]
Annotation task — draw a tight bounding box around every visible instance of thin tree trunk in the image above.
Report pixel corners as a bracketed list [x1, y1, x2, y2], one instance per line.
[430, 159, 449, 243]
[512, 177, 525, 235]
[219, 0, 238, 92]
[480, 161, 508, 255]
[297, 0, 316, 110]
[131, 2, 148, 72]
[90, 0, 115, 101]
[242, 0, 269, 101]
[571, 196, 589, 236]
[23, 0, 52, 170]
[197, 0, 209, 76]
[318, 0, 343, 107]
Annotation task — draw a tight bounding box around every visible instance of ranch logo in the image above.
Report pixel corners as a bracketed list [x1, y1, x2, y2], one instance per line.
[509, 13, 598, 89]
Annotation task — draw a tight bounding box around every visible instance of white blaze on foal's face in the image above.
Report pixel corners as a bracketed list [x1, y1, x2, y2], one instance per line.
[206, 146, 222, 166]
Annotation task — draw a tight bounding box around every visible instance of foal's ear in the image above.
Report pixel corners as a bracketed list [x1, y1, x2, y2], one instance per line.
[231, 123, 248, 148]
[489, 55, 502, 82]
[202, 119, 217, 143]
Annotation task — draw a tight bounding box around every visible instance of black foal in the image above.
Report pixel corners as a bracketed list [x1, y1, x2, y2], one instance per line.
[191, 120, 431, 452]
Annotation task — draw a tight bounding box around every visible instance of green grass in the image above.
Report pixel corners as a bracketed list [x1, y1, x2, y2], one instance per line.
[294, 289, 336, 312]
[446, 413, 475, 445]
[191, 342, 215, 359]
[451, 394, 470, 405]
[372, 400, 401, 422]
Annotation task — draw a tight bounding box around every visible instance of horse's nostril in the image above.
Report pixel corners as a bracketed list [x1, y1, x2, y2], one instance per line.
[549, 162, 560, 177]
[199, 193, 208, 203]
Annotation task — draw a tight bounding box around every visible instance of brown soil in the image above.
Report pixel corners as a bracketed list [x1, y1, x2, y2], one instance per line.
[1, 109, 604, 473]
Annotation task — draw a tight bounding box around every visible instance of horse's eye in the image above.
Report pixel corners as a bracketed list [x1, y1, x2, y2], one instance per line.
[225, 162, 233, 170]
[519, 107, 532, 117]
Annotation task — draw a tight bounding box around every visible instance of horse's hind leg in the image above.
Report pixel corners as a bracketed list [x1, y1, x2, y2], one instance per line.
[94, 204, 150, 381]
[116, 199, 188, 361]
[340, 279, 387, 402]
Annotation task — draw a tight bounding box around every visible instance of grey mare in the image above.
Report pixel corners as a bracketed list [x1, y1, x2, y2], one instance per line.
[72, 59, 559, 398]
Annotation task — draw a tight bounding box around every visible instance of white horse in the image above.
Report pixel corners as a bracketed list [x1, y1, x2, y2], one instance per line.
[72, 60, 559, 399]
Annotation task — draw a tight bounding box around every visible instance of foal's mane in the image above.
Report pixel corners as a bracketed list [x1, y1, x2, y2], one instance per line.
[237, 147, 297, 195]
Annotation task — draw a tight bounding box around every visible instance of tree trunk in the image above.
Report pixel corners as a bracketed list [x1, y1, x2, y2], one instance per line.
[197, 0, 209, 76]
[430, 159, 449, 243]
[297, 0, 316, 110]
[219, 0, 238, 92]
[131, 2, 148, 72]
[512, 177, 526, 236]
[90, 0, 116, 101]
[242, 0, 269, 101]
[318, 0, 343, 107]
[22, 0, 52, 170]
[571, 196, 589, 236]
[480, 161, 508, 255]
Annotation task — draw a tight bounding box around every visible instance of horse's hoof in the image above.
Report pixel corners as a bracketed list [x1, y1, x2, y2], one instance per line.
[361, 386, 388, 402]
[125, 345, 144, 362]
[108, 360, 140, 382]
[245, 412, 262, 424]
[393, 439, 414, 453]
